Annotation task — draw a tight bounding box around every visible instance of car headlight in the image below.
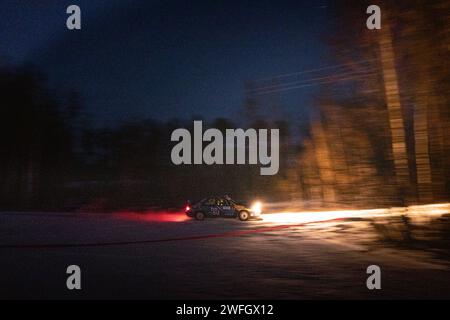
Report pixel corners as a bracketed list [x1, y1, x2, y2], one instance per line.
[251, 201, 262, 215]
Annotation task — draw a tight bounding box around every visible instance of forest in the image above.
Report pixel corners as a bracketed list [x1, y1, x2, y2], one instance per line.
[0, 0, 448, 212]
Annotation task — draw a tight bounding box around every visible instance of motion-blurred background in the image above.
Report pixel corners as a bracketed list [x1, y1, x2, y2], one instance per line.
[0, 0, 448, 211]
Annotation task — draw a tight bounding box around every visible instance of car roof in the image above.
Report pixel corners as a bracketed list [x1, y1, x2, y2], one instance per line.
[200, 196, 230, 202]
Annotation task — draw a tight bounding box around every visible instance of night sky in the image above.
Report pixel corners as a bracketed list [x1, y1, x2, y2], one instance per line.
[0, 0, 330, 127]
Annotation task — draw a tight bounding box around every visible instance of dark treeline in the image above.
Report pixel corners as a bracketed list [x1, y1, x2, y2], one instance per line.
[0, 66, 289, 211]
[74, 118, 290, 211]
[0, 66, 73, 210]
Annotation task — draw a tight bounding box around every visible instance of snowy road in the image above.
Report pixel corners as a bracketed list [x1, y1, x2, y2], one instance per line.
[1, 207, 450, 299]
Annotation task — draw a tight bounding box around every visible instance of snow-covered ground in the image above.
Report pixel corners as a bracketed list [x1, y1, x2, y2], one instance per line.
[1, 206, 450, 299]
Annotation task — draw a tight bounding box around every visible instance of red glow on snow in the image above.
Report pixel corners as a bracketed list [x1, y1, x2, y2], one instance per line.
[114, 210, 188, 222]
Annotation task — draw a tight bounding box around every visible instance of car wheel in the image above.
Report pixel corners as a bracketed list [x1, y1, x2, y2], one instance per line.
[195, 211, 205, 221]
[238, 210, 249, 221]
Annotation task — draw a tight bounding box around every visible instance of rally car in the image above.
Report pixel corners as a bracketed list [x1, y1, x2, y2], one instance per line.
[185, 196, 262, 221]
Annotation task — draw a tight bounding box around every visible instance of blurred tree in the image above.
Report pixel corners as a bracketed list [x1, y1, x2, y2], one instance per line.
[302, 0, 450, 207]
[0, 66, 74, 209]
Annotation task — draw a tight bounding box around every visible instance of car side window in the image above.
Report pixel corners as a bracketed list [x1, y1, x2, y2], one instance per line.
[203, 198, 216, 206]
[216, 198, 226, 206]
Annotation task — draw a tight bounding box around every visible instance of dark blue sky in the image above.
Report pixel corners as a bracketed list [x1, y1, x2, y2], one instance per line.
[0, 0, 331, 127]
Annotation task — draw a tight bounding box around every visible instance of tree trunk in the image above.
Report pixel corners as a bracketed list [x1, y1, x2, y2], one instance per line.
[378, 23, 411, 202]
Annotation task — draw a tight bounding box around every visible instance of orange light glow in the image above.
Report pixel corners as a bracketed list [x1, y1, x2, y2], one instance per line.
[262, 203, 450, 225]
